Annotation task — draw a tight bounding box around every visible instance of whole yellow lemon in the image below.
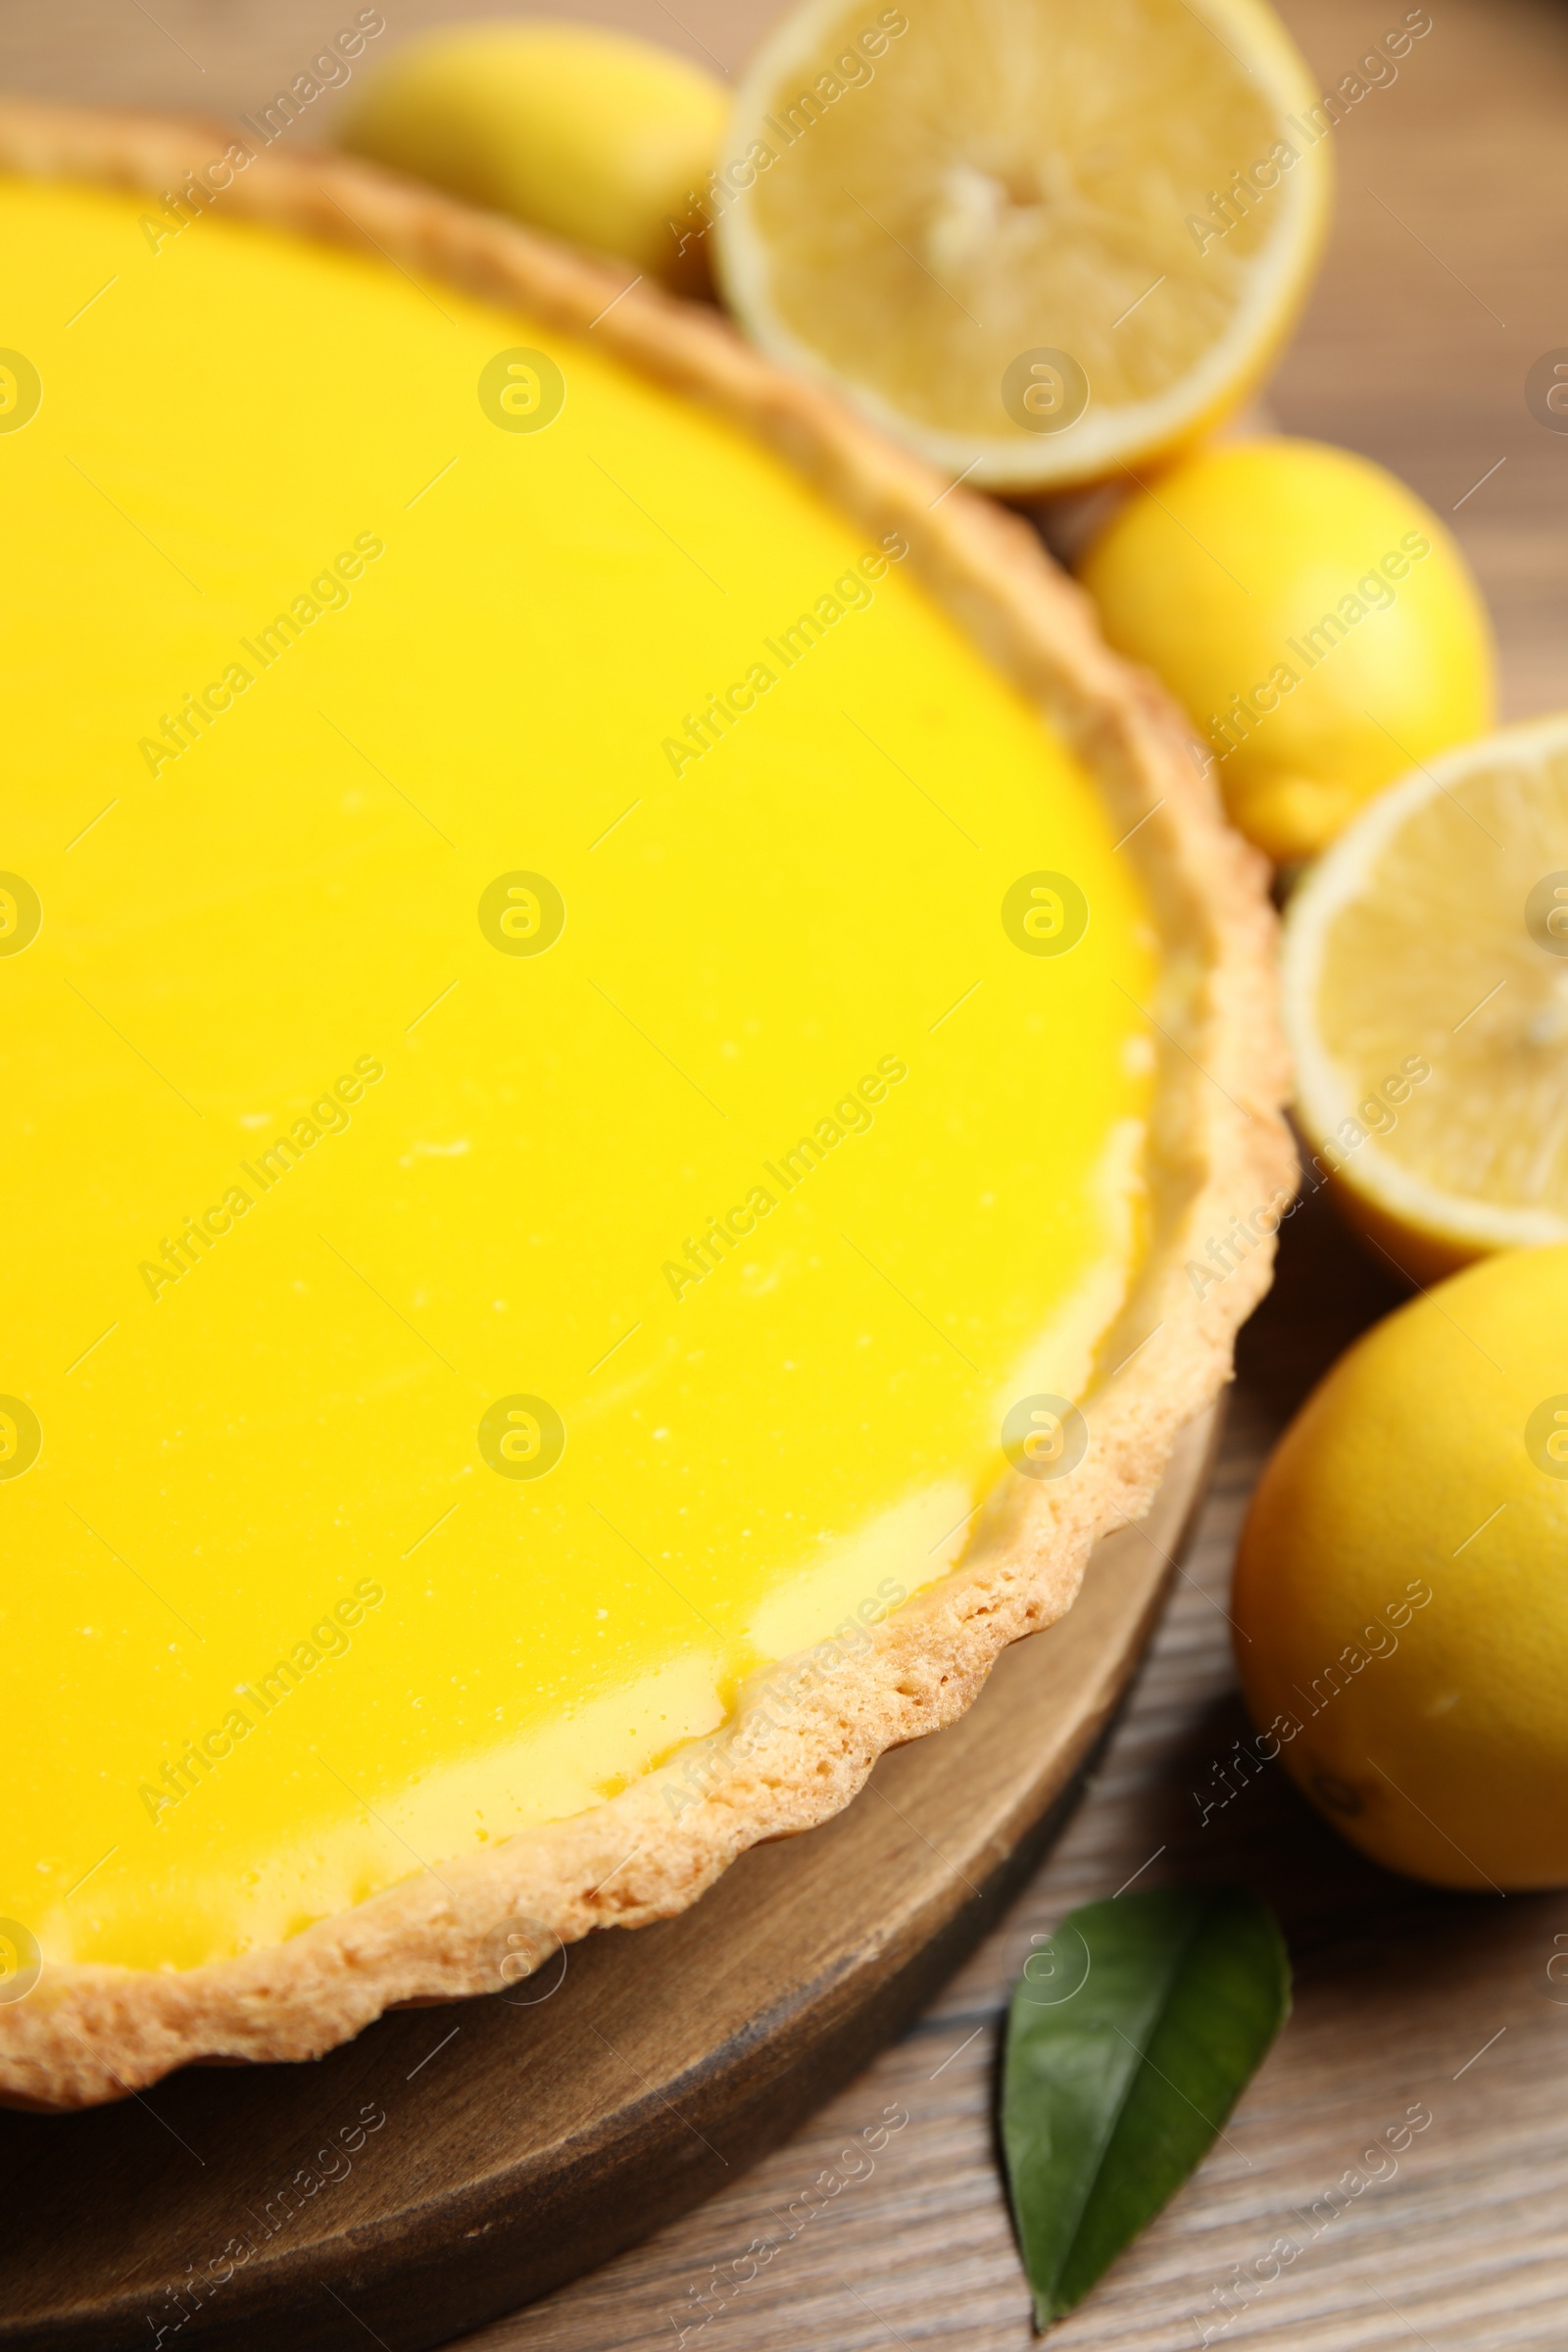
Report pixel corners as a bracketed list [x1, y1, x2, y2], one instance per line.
[1233, 1245, 1568, 1888]
[337, 21, 727, 291]
[1077, 438, 1494, 863]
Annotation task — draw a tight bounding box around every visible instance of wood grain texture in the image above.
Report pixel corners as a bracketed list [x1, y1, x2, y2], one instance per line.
[0, 1419, 1216, 2351]
[2, 0, 1565, 2344]
[466, 1193, 1568, 2352]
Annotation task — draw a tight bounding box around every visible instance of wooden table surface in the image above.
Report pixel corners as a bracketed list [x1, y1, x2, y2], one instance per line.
[7, 0, 1568, 2343]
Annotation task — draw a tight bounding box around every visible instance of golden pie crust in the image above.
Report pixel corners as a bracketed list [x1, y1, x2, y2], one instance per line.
[0, 99, 1295, 2113]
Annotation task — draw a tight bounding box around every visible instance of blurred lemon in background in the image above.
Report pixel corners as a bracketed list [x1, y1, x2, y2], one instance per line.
[338, 21, 727, 290]
[1078, 438, 1494, 862]
[1235, 1244, 1568, 1889]
[713, 0, 1331, 490]
[1280, 712, 1568, 1280]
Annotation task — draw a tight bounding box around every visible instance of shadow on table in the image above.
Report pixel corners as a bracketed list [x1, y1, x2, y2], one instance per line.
[1235, 1168, 1406, 1433]
[1166, 1178, 1540, 1999]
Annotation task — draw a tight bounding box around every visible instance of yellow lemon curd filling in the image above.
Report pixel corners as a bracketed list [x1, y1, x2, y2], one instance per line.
[0, 181, 1155, 1974]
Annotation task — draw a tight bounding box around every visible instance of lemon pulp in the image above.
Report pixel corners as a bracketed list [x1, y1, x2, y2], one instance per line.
[715, 0, 1330, 486]
[1283, 716, 1568, 1272]
[1, 180, 1153, 1973]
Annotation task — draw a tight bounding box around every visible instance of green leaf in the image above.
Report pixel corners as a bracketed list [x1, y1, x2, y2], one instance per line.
[1000, 1886, 1291, 2329]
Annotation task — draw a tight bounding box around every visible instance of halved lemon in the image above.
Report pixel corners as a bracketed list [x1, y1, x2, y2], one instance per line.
[713, 0, 1333, 490]
[1282, 715, 1568, 1282]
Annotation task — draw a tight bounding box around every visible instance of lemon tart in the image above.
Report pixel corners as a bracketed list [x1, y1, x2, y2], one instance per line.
[0, 101, 1291, 2112]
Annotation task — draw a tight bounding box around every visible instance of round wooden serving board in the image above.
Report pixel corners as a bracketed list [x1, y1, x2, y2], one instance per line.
[0, 1409, 1216, 2352]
